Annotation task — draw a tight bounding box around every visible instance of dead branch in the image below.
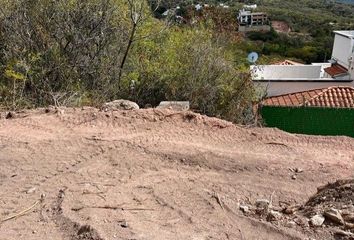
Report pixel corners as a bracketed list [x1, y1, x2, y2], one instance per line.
[212, 192, 224, 210]
[0, 196, 44, 224]
[71, 204, 154, 212]
[82, 190, 107, 201]
[265, 142, 289, 147]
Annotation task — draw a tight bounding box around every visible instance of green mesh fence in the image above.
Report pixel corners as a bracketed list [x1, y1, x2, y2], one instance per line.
[261, 106, 354, 137]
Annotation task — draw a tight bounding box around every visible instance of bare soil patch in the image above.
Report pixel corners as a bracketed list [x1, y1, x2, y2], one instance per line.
[272, 20, 291, 33]
[0, 108, 353, 240]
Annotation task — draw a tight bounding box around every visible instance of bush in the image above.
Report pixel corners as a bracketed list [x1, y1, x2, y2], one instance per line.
[0, 0, 256, 124]
[0, 0, 131, 108]
[124, 26, 255, 123]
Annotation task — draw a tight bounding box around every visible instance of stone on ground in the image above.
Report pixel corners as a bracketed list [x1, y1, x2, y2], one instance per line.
[157, 101, 190, 111]
[102, 100, 139, 111]
[310, 214, 325, 227]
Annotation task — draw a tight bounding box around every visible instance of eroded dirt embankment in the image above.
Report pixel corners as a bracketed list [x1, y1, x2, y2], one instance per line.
[0, 108, 353, 240]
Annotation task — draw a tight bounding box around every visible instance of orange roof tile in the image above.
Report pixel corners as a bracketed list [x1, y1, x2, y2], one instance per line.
[324, 64, 348, 77]
[262, 87, 354, 108]
[272, 60, 304, 66]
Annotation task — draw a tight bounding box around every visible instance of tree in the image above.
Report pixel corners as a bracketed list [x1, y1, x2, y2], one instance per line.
[0, 0, 131, 107]
[0, 0, 257, 124]
[126, 25, 255, 123]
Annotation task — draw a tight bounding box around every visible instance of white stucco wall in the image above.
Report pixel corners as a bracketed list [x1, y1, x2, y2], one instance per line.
[311, 63, 332, 78]
[332, 32, 354, 69]
[252, 65, 322, 79]
[254, 80, 354, 97]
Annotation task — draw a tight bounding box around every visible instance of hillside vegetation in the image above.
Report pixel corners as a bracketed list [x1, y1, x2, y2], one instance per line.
[0, 0, 353, 123]
[254, 0, 354, 62]
[0, 0, 255, 123]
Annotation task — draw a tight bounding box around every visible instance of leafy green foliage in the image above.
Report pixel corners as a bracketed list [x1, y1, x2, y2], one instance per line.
[0, 0, 131, 107]
[242, 0, 354, 63]
[154, 0, 354, 63]
[4, 0, 351, 121]
[123, 25, 254, 122]
[0, 0, 256, 123]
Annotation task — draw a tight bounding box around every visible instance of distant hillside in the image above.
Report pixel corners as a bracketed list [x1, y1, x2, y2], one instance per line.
[337, 0, 354, 4]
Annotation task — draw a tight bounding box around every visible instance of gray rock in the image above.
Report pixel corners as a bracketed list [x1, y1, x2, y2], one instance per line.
[119, 220, 129, 228]
[255, 199, 270, 209]
[6, 112, 16, 119]
[102, 100, 139, 111]
[267, 210, 282, 221]
[26, 187, 37, 194]
[157, 101, 190, 111]
[294, 216, 310, 227]
[310, 214, 325, 227]
[284, 205, 299, 214]
[239, 205, 250, 213]
[324, 208, 344, 225]
[285, 221, 296, 228]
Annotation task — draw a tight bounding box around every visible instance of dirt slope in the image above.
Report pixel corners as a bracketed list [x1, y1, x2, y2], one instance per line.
[0, 108, 353, 240]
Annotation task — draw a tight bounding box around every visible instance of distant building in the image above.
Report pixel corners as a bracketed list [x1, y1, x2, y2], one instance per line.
[325, 31, 354, 78]
[238, 9, 268, 26]
[243, 4, 257, 10]
[252, 30, 354, 97]
[219, 3, 230, 8]
[237, 9, 270, 32]
[195, 4, 202, 11]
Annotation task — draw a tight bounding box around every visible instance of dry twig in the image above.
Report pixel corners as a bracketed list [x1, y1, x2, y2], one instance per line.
[71, 204, 154, 212]
[212, 192, 224, 210]
[265, 142, 289, 147]
[1, 196, 44, 224]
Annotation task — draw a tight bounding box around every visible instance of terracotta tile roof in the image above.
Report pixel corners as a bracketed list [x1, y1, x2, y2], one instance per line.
[305, 87, 354, 108]
[262, 89, 322, 106]
[324, 64, 348, 77]
[262, 86, 354, 108]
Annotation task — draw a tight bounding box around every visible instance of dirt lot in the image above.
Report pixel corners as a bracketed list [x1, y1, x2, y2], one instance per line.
[0, 108, 353, 240]
[271, 21, 291, 34]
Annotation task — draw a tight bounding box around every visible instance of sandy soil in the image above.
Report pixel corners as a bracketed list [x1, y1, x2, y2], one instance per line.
[271, 21, 291, 34]
[0, 107, 353, 240]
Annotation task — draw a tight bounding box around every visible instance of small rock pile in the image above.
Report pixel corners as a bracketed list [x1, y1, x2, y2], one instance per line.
[303, 179, 354, 238]
[239, 179, 354, 239]
[239, 198, 287, 225]
[305, 179, 354, 211]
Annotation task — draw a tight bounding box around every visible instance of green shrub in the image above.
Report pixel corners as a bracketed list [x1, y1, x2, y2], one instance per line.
[0, 0, 256, 123]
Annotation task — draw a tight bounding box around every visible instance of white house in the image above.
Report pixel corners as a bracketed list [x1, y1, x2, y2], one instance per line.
[322, 31, 354, 80]
[253, 31, 354, 97]
[244, 4, 257, 10]
[331, 31, 354, 70]
[238, 9, 270, 32]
